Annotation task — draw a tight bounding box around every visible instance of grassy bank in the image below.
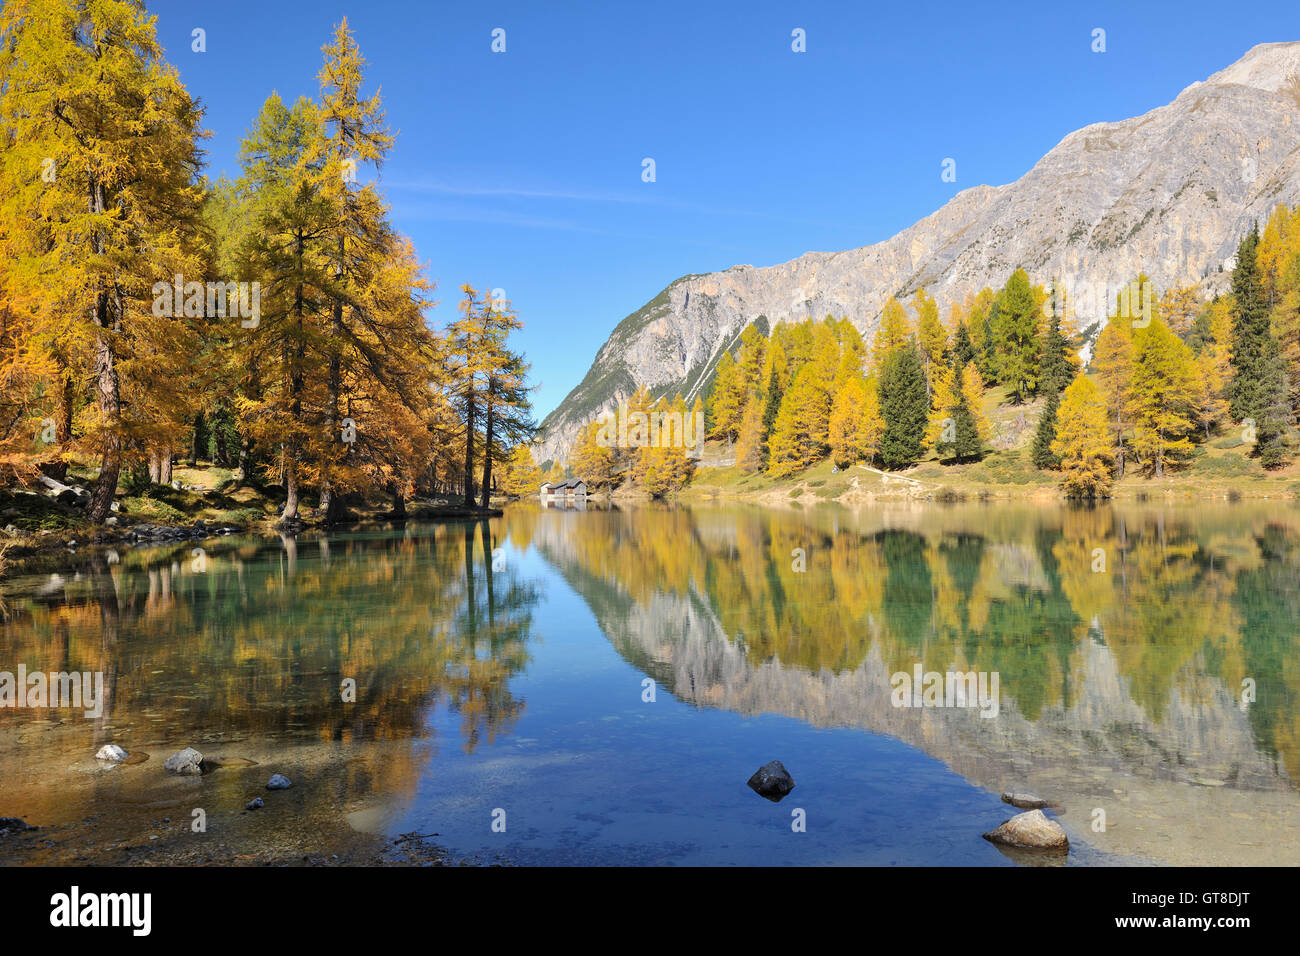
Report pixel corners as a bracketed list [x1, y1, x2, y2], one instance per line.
[0, 460, 500, 568]
[680, 432, 1300, 506]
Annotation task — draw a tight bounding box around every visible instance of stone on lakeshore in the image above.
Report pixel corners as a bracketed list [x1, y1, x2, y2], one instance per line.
[95, 744, 128, 762]
[983, 809, 1069, 851]
[163, 747, 204, 776]
[747, 760, 795, 801]
[245, 798, 265, 811]
[1001, 792, 1060, 810]
[266, 774, 292, 790]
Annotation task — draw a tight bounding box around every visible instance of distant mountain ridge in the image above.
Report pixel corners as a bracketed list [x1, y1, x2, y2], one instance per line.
[538, 41, 1300, 465]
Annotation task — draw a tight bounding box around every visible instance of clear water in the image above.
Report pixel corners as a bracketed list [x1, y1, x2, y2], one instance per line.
[2, 501, 1297, 865]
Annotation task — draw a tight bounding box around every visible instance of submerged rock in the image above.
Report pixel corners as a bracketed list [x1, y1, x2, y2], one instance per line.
[0, 817, 34, 832]
[747, 760, 795, 801]
[1001, 792, 1060, 810]
[95, 744, 129, 762]
[983, 809, 1069, 851]
[162, 747, 204, 776]
[266, 773, 292, 790]
[245, 797, 265, 811]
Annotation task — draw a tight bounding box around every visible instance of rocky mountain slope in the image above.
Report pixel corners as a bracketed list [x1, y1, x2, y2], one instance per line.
[538, 41, 1300, 465]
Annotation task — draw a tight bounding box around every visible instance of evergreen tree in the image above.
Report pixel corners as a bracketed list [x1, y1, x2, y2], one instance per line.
[1031, 388, 1062, 470]
[990, 268, 1041, 403]
[1038, 306, 1076, 395]
[1228, 227, 1291, 466]
[877, 343, 928, 469]
[951, 321, 976, 370]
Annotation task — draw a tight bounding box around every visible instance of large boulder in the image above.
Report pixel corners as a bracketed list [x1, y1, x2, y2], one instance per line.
[983, 809, 1069, 851]
[163, 747, 204, 776]
[747, 760, 795, 801]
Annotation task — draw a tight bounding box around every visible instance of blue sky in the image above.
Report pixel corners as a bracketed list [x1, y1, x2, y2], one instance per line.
[152, 0, 1298, 419]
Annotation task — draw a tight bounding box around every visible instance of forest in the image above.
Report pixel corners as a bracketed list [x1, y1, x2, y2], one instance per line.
[0, 2, 536, 527]
[667, 205, 1300, 499]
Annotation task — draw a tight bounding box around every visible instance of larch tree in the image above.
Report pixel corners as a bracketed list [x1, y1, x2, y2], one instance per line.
[767, 364, 830, 476]
[502, 444, 542, 497]
[1126, 319, 1198, 477]
[733, 396, 766, 474]
[1051, 375, 1113, 498]
[707, 350, 743, 441]
[914, 289, 947, 385]
[0, 0, 206, 521]
[1091, 318, 1134, 478]
[475, 293, 536, 508]
[234, 92, 333, 522]
[311, 19, 395, 519]
[872, 297, 911, 371]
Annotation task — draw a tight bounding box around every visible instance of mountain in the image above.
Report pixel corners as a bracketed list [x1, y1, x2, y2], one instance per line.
[538, 41, 1300, 466]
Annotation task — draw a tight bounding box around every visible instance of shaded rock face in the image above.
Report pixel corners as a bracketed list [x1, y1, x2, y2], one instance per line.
[747, 760, 796, 802]
[539, 41, 1300, 463]
[162, 747, 204, 776]
[983, 809, 1069, 851]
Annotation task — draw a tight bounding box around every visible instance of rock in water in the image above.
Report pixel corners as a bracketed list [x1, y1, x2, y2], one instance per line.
[95, 744, 128, 762]
[0, 817, 34, 832]
[983, 810, 1069, 851]
[266, 774, 292, 790]
[162, 747, 204, 776]
[747, 760, 795, 801]
[1001, 791, 1060, 810]
[245, 798, 265, 811]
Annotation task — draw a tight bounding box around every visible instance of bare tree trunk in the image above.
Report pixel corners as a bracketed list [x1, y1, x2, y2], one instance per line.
[463, 394, 476, 507]
[84, 175, 121, 524]
[160, 448, 172, 485]
[480, 393, 495, 510]
[148, 451, 160, 484]
[283, 457, 299, 521]
[43, 367, 74, 482]
[280, 234, 307, 523]
[85, 324, 121, 522]
[214, 421, 229, 468]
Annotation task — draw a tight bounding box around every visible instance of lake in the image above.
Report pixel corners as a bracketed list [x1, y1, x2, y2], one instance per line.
[1, 500, 1297, 865]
